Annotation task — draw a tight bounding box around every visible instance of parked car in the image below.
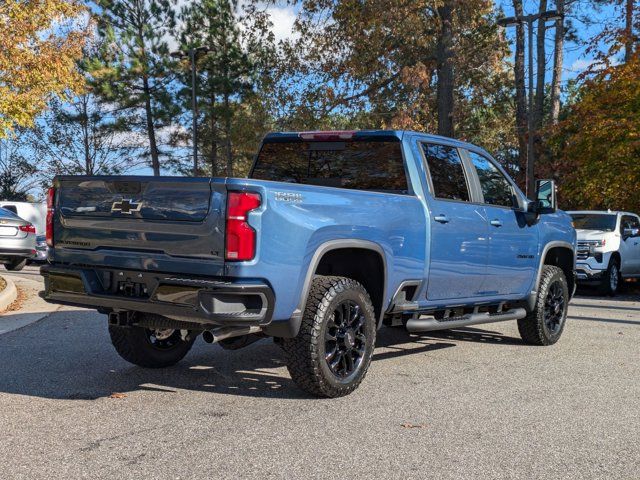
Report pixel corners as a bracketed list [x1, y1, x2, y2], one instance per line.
[0, 207, 37, 271]
[568, 210, 640, 295]
[0, 201, 48, 262]
[41, 130, 576, 397]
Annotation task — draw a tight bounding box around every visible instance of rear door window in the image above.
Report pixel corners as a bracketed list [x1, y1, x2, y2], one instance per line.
[467, 151, 516, 208]
[421, 143, 470, 201]
[251, 139, 409, 193]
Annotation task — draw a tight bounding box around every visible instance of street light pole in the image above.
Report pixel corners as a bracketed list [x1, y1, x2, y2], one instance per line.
[498, 11, 561, 199]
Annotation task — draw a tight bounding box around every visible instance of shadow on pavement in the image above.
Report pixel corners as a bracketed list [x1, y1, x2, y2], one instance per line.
[575, 283, 640, 300]
[570, 302, 640, 312]
[416, 326, 525, 345]
[0, 312, 499, 401]
[568, 315, 640, 326]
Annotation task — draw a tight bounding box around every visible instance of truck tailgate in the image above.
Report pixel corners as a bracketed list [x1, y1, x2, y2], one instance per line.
[52, 176, 227, 276]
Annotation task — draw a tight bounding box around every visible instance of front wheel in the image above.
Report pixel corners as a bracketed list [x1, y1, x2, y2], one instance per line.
[283, 276, 377, 398]
[108, 322, 196, 368]
[518, 265, 569, 346]
[599, 257, 620, 296]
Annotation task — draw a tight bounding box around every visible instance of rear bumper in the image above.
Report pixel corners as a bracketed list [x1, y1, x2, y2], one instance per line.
[0, 247, 36, 258]
[41, 264, 275, 327]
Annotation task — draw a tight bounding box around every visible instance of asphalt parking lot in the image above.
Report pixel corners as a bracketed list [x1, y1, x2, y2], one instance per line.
[1, 267, 639, 479]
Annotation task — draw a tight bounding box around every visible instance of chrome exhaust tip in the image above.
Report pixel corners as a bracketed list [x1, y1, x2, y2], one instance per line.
[201, 326, 262, 345]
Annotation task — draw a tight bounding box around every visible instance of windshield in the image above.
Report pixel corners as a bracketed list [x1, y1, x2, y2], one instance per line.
[251, 139, 409, 193]
[570, 213, 617, 231]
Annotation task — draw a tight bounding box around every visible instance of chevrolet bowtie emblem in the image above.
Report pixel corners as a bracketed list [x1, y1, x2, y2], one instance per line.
[111, 199, 142, 214]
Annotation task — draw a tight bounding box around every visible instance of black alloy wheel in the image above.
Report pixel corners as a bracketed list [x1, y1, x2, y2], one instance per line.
[518, 265, 569, 346]
[283, 276, 377, 397]
[324, 300, 368, 379]
[543, 281, 566, 336]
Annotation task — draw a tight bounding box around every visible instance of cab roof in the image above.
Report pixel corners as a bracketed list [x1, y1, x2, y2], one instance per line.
[262, 130, 487, 151]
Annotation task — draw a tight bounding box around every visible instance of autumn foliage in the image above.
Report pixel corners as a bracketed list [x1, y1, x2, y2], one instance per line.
[0, 0, 89, 137]
[543, 54, 640, 211]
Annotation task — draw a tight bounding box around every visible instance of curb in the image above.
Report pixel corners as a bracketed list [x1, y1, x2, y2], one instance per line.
[0, 275, 17, 312]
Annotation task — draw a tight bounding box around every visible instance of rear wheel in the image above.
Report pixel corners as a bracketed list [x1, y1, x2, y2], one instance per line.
[283, 276, 377, 398]
[518, 265, 569, 346]
[599, 257, 620, 296]
[108, 320, 196, 368]
[4, 258, 27, 271]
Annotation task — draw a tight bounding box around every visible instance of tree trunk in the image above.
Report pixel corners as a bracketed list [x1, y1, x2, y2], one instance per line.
[209, 93, 218, 177]
[624, 0, 634, 62]
[436, 0, 455, 138]
[550, 0, 565, 124]
[142, 75, 161, 176]
[80, 96, 92, 175]
[512, 0, 528, 185]
[223, 90, 232, 177]
[534, 0, 547, 131]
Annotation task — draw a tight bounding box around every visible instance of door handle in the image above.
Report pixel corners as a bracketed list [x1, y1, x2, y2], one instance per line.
[434, 215, 449, 224]
[490, 219, 503, 227]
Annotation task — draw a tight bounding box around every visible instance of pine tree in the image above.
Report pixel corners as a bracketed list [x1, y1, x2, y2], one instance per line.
[27, 95, 143, 178]
[87, 0, 179, 175]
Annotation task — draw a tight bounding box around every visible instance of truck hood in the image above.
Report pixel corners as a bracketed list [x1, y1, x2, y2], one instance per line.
[575, 229, 614, 241]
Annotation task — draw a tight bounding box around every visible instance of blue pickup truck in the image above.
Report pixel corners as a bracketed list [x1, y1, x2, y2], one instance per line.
[41, 130, 576, 397]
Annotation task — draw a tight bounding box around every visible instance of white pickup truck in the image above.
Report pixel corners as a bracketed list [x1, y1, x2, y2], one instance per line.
[568, 210, 640, 295]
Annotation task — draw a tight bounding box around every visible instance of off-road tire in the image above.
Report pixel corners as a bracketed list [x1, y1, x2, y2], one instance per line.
[4, 258, 27, 271]
[518, 265, 569, 346]
[599, 257, 620, 297]
[283, 276, 377, 398]
[108, 321, 196, 368]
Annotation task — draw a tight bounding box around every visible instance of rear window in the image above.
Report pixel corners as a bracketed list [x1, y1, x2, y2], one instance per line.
[1, 205, 17, 214]
[251, 140, 409, 193]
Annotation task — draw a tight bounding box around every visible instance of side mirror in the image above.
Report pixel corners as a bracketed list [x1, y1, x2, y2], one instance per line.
[534, 179, 557, 212]
[623, 228, 640, 239]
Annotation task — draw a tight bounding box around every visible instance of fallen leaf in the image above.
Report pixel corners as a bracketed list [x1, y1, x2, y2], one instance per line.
[401, 423, 427, 429]
[109, 392, 127, 399]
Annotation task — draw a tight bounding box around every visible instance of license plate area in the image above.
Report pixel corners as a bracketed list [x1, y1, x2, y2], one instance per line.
[96, 269, 156, 299]
[117, 280, 149, 299]
[0, 226, 18, 236]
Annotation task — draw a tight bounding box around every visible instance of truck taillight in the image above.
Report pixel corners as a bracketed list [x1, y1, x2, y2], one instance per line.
[225, 192, 261, 261]
[46, 187, 55, 247]
[19, 224, 36, 234]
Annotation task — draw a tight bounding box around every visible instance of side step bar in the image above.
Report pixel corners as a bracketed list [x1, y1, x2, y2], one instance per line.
[405, 307, 527, 333]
